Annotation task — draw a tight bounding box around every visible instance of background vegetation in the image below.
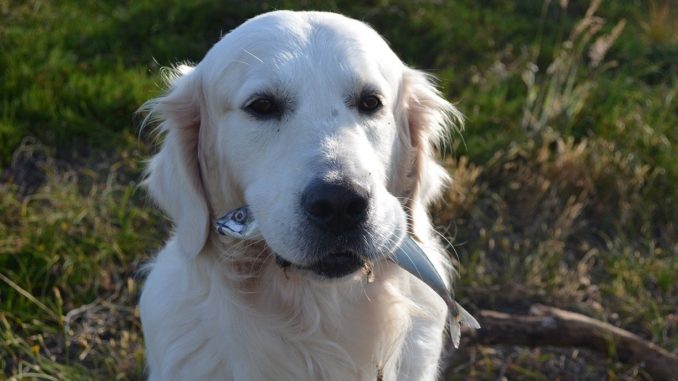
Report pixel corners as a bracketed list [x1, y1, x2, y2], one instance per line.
[1, 0, 675, 379]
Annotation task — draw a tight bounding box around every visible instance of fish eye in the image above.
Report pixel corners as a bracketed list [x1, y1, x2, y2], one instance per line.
[234, 210, 246, 223]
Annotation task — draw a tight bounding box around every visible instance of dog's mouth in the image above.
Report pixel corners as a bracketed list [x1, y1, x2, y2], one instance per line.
[275, 251, 366, 279]
[215, 205, 480, 345]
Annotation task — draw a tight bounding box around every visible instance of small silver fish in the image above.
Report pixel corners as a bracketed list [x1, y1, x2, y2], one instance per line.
[390, 236, 480, 348]
[214, 205, 479, 347]
[215, 206, 260, 240]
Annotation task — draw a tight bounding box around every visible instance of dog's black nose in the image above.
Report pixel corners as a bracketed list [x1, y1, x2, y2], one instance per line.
[301, 179, 369, 233]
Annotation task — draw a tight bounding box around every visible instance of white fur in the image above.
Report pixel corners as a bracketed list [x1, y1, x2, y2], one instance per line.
[140, 11, 462, 381]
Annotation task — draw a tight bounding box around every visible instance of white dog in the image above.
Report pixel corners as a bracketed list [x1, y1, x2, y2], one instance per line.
[140, 10, 464, 381]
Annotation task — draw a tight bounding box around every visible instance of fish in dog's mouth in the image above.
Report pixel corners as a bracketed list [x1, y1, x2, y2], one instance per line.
[216, 206, 369, 278]
[215, 205, 480, 347]
[215, 207, 367, 278]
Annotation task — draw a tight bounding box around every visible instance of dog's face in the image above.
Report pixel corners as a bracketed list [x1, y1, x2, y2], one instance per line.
[209, 13, 410, 278]
[144, 11, 460, 279]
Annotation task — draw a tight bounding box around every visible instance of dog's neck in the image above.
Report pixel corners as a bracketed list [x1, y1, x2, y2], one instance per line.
[196, 235, 414, 378]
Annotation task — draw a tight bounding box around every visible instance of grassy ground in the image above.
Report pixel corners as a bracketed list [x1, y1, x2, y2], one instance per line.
[1, 0, 676, 380]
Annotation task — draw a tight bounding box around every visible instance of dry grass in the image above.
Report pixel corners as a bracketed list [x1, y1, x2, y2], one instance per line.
[436, 133, 676, 379]
[522, 0, 627, 134]
[1, 141, 158, 380]
[641, 0, 678, 45]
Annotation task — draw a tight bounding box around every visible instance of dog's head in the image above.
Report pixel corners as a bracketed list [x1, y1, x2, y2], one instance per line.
[143, 11, 461, 279]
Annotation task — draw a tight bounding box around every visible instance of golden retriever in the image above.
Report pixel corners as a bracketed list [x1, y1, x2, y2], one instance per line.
[140, 10, 464, 380]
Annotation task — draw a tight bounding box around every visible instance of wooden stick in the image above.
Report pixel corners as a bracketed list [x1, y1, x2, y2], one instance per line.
[455, 305, 678, 381]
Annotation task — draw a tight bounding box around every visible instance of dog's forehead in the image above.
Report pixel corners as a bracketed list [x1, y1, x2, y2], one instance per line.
[202, 11, 404, 95]
[229, 11, 394, 56]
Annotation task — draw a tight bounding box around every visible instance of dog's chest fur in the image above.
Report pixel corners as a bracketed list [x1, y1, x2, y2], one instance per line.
[140, 239, 444, 381]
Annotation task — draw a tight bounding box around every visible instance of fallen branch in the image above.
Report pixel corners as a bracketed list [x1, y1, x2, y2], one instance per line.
[456, 305, 678, 381]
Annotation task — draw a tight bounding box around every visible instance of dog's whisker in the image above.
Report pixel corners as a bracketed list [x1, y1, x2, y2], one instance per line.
[394, 198, 461, 264]
[241, 48, 264, 63]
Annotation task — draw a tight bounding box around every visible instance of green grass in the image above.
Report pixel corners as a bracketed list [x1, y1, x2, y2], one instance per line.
[1, 0, 676, 380]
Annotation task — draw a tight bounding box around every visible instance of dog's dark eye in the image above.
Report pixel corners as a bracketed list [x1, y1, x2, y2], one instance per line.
[358, 94, 382, 113]
[245, 97, 280, 118]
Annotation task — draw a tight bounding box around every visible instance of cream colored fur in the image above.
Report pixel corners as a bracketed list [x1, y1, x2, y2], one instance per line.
[140, 10, 462, 381]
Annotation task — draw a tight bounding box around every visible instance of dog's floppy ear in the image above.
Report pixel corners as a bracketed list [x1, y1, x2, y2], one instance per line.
[142, 65, 210, 258]
[398, 69, 463, 209]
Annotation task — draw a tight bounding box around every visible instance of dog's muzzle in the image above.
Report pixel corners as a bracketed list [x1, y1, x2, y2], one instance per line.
[214, 205, 480, 347]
